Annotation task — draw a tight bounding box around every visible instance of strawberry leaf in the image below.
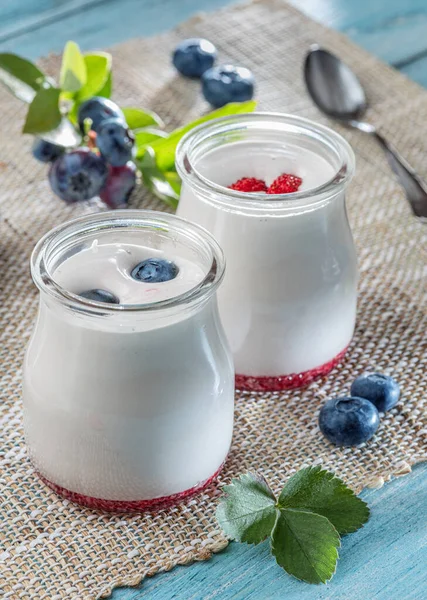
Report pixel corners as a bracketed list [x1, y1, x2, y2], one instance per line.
[59, 41, 86, 93]
[137, 147, 179, 208]
[135, 128, 168, 157]
[278, 467, 370, 534]
[97, 70, 112, 98]
[216, 473, 278, 544]
[122, 107, 164, 130]
[76, 52, 112, 101]
[23, 87, 61, 134]
[271, 508, 340, 584]
[0, 53, 51, 102]
[164, 171, 181, 195]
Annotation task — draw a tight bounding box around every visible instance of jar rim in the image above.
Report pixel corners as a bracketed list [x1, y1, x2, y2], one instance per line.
[31, 210, 225, 314]
[175, 112, 355, 213]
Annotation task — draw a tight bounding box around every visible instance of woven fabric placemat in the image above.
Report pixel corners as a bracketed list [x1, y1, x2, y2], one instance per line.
[1, 0, 426, 598]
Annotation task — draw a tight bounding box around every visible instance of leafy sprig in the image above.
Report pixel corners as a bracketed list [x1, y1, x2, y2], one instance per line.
[216, 467, 369, 584]
[0, 41, 257, 206]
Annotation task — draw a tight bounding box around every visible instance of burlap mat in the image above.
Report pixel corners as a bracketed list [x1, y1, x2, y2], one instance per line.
[1, 0, 426, 598]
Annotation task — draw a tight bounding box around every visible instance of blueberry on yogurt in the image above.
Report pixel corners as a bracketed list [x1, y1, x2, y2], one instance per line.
[79, 289, 120, 304]
[131, 258, 179, 283]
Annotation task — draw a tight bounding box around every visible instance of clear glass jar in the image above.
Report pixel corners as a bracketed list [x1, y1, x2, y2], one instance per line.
[23, 210, 234, 511]
[176, 113, 357, 392]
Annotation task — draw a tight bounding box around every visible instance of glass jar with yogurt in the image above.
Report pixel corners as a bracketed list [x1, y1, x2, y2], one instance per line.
[24, 210, 234, 511]
[176, 113, 357, 392]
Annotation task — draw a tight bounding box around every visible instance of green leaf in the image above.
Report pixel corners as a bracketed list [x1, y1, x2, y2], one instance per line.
[150, 100, 257, 172]
[278, 467, 370, 535]
[135, 128, 168, 157]
[59, 41, 87, 93]
[216, 473, 278, 544]
[271, 509, 340, 584]
[0, 53, 50, 102]
[137, 147, 179, 208]
[164, 171, 181, 196]
[97, 69, 112, 98]
[23, 87, 61, 134]
[122, 107, 164, 130]
[75, 52, 112, 102]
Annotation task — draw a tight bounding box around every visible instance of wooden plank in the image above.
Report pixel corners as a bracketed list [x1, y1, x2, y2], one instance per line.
[0, 0, 237, 58]
[400, 56, 427, 87]
[0, 0, 105, 45]
[110, 463, 427, 599]
[293, 0, 427, 65]
[2, 0, 427, 67]
[0, 1, 70, 30]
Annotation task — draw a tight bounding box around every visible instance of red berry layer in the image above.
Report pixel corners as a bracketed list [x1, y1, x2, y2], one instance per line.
[36, 463, 224, 512]
[228, 177, 268, 192]
[235, 347, 348, 392]
[267, 173, 302, 194]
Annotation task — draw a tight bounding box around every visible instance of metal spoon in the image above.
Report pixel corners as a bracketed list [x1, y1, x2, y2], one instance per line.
[304, 45, 427, 219]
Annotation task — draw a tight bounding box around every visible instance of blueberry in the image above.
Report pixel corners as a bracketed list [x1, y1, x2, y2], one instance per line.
[202, 65, 255, 108]
[100, 161, 137, 208]
[97, 118, 135, 167]
[173, 38, 217, 77]
[32, 138, 64, 163]
[79, 289, 120, 304]
[351, 373, 400, 413]
[131, 258, 179, 283]
[77, 97, 125, 134]
[319, 396, 380, 447]
[49, 148, 109, 203]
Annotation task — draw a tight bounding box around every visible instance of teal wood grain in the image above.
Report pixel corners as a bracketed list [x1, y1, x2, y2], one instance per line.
[2, 0, 427, 74]
[3, 0, 427, 85]
[0, 0, 237, 58]
[1, 1, 426, 598]
[109, 463, 427, 600]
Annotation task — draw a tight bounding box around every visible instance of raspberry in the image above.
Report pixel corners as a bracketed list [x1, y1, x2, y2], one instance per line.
[228, 177, 267, 192]
[267, 173, 302, 194]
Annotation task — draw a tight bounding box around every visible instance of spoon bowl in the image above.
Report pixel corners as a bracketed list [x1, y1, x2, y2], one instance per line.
[304, 45, 427, 219]
[304, 46, 367, 122]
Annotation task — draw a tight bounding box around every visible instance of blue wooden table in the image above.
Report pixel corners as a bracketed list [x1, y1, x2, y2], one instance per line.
[3, 1, 426, 598]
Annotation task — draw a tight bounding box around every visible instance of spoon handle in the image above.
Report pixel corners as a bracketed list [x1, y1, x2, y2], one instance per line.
[373, 132, 427, 219]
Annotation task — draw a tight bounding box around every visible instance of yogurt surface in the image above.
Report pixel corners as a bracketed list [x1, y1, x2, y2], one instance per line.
[195, 139, 336, 192]
[53, 233, 205, 306]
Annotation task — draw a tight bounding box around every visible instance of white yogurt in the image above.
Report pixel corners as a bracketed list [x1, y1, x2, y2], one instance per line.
[194, 140, 335, 192]
[176, 114, 358, 386]
[53, 235, 206, 305]
[24, 212, 234, 503]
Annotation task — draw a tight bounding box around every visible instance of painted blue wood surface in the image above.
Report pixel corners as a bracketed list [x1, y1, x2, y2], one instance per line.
[2, 0, 427, 82]
[109, 463, 427, 600]
[1, 1, 426, 598]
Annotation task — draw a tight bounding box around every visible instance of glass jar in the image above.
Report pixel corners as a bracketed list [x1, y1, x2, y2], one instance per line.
[176, 113, 357, 392]
[23, 210, 234, 511]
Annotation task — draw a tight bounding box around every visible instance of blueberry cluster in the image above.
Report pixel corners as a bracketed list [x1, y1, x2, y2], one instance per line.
[319, 373, 401, 446]
[172, 38, 255, 108]
[33, 97, 137, 208]
[78, 258, 179, 304]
